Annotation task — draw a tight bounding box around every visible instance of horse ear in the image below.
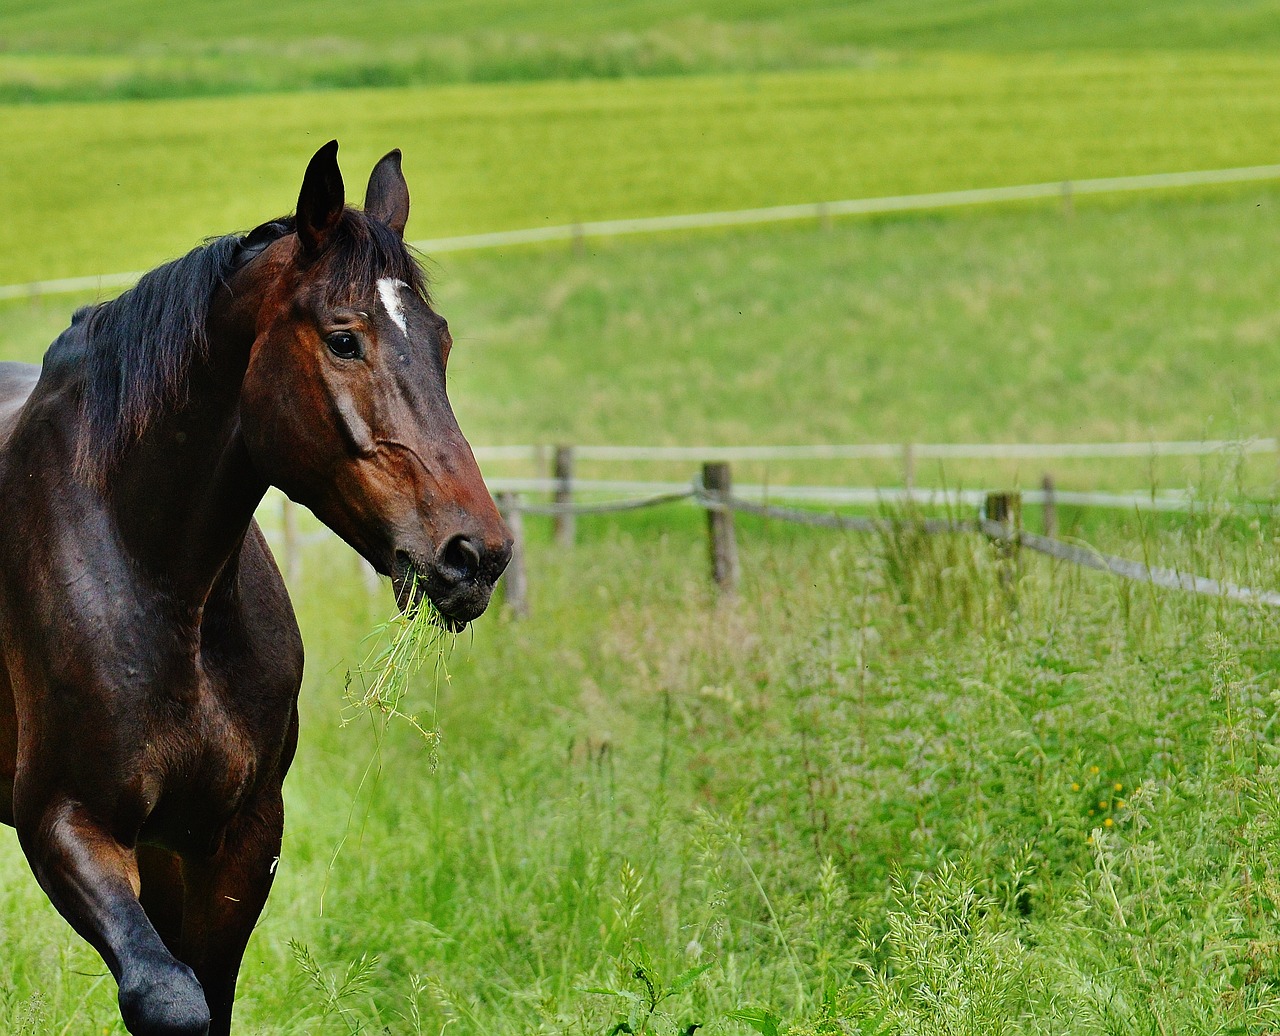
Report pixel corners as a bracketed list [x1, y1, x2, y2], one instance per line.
[296, 140, 345, 257]
[364, 149, 410, 237]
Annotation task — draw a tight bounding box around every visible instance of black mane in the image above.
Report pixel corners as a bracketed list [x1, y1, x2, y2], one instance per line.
[76, 209, 426, 483]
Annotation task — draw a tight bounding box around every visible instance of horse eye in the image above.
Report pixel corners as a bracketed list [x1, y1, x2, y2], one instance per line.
[325, 331, 361, 360]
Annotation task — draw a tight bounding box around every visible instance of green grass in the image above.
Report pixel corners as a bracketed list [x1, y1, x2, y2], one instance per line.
[6, 505, 1280, 1033]
[5, 53, 1280, 285]
[3, 0, 1280, 101]
[4, 8, 1280, 1032]
[2, 184, 1280, 1031]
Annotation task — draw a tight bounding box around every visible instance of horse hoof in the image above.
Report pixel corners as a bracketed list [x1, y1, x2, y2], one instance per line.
[118, 960, 211, 1036]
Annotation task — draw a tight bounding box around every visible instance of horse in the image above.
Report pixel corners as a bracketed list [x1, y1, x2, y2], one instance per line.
[0, 141, 512, 1035]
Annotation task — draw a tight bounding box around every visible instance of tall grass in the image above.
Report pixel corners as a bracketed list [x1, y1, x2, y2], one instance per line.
[292, 506, 1280, 1033]
[1, 488, 1278, 1032]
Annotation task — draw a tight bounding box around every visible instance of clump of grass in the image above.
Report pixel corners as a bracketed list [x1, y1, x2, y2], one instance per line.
[342, 583, 453, 751]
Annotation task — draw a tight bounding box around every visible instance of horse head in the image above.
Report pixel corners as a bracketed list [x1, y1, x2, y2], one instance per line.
[235, 141, 511, 629]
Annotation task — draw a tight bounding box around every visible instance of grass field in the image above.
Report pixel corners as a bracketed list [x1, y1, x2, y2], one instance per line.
[5, 54, 1280, 285]
[2, 0, 1280, 101]
[5, 506, 1280, 1034]
[4, 4, 1280, 1034]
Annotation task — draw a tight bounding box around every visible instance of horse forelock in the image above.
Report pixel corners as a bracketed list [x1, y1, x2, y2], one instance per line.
[74, 207, 427, 486]
[310, 208, 429, 305]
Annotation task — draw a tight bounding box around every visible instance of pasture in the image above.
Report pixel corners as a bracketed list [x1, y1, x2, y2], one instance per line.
[3, 0, 1280, 100]
[3, 4, 1280, 1033]
[5, 55, 1280, 285]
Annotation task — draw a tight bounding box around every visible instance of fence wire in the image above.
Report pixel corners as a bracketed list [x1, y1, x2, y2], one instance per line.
[495, 480, 1280, 610]
[512, 489, 694, 516]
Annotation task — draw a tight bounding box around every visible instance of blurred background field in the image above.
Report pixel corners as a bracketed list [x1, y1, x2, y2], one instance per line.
[4, 0, 1280, 101]
[3, 3, 1280, 1034]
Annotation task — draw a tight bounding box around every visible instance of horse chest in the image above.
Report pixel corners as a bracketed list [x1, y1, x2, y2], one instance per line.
[135, 653, 299, 854]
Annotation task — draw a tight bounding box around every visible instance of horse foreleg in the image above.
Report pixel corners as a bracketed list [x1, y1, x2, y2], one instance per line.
[14, 795, 211, 1035]
[178, 789, 285, 1036]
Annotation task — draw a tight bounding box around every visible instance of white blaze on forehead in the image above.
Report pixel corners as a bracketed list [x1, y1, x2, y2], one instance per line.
[376, 277, 410, 336]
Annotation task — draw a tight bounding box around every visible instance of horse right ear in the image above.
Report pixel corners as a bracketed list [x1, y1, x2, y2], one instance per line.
[296, 140, 345, 257]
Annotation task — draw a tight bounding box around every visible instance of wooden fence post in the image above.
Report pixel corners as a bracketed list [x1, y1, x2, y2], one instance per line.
[1041, 474, 1057, 538]
[985, 491, 1022, 538]
[495, 492, 529, 618]
[703, 461, 739, 594]
[281, 498, 300, 583]
[553, 444, 575, 549]
[902, 442, 916, 494]
[985, 491, 1022, 598]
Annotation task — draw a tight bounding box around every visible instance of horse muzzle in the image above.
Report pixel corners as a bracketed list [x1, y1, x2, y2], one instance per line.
[392, 533, 512, 630]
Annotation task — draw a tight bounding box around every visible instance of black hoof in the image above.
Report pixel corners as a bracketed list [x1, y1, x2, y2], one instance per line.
[118, 960, 211, 1036]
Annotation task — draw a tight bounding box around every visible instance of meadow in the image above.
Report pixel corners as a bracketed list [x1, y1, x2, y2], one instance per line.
[3, 0, 1280, 101]
[5, 55, 1280, 286]
[3, 3, 1280, 1034]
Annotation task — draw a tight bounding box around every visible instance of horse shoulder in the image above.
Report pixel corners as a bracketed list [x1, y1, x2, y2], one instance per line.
[203, 522, 305, 710]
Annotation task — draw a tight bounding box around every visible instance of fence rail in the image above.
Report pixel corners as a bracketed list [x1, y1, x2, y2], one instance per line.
[7, 163, 1280, 301]
[483, 479, 1250, 514]
[484, 471, 1280, 614]
[265, 454, 1280, 619]
[474, 437, 1278, 464]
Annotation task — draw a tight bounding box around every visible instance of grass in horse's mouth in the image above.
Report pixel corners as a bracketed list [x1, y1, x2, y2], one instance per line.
[342, 578, 454, 747]
[391, 552, 471, 633]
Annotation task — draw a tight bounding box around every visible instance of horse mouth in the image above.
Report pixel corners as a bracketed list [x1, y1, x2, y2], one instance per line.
[390, 550, 490, 633]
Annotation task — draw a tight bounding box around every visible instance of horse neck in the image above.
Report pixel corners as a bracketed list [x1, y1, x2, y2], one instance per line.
[108, 277, 270, 605]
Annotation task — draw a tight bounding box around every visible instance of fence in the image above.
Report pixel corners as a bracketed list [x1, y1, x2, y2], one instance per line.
[486, 464, 1280, 615]
[267, 437, 1280, 616]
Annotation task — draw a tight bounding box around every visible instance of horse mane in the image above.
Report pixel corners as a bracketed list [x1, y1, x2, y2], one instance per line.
[76, 209, 427, 484]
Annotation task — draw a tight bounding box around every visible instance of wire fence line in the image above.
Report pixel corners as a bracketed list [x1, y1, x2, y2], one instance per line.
[260, 468, 1280, 613]
[689, 482, 1280, 610]
[492, 473, 1280, 613]
[981, 521, 1280, 608]
[698, 487, 1280, 609]
[483, 478, 1255, 515]
[6, 162, 1280, 301]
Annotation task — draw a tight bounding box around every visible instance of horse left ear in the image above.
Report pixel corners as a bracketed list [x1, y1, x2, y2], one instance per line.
[364, 149, 410, 237]
[297, 140, 345, 257]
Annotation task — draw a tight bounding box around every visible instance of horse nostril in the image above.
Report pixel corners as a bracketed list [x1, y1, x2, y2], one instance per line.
[439, 534, 482, 584]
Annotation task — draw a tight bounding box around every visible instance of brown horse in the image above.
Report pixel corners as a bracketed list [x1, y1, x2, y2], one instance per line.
[0, 142, 511, 1035]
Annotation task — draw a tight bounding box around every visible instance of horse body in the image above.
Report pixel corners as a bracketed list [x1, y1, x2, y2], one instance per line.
[0, 143, 510, 1035]
[0, 247, 308, 1036]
